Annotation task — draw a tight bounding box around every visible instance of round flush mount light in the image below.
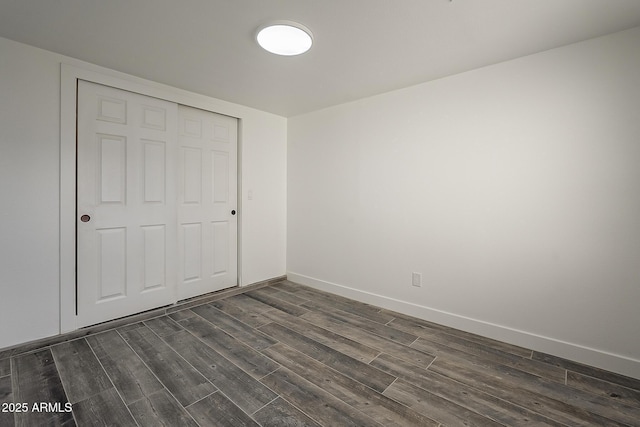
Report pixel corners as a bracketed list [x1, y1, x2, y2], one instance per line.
[256, 21, 313, 56]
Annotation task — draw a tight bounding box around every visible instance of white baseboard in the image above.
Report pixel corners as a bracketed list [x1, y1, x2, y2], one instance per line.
[287, 271, 640, 380]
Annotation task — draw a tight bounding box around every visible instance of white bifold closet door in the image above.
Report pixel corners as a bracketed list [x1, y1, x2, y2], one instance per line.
[76, 81, 237, 328]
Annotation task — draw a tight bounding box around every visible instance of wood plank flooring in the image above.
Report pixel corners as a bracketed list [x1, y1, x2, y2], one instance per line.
[1, 279, 639, 426]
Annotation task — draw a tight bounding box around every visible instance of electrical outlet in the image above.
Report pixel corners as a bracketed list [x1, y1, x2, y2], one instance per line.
[412, 272, 422, 287]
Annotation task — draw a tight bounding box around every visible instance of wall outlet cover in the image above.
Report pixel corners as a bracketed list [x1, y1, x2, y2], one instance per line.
[412, 272, 422, 287]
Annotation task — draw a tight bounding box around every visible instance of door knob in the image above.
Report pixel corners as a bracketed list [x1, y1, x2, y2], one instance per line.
[231, 210, 236, 215]
[80, 214, 91, 222]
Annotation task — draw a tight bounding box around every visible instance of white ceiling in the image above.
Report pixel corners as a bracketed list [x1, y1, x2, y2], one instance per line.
[1, 0, 640, 117]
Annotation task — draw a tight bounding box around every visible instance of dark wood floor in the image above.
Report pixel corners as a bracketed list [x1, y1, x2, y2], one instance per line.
[1, 280, 639, 426]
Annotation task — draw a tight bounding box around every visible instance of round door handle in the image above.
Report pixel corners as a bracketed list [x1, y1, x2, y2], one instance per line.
[231, 210, 236, 216]
[80, 214, 91, 223]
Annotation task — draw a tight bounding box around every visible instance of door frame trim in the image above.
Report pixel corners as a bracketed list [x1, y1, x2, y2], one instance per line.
[60, 63, 243, 333]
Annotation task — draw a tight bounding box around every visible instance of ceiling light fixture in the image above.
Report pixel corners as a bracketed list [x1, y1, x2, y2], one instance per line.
[256, 21, 313, 56]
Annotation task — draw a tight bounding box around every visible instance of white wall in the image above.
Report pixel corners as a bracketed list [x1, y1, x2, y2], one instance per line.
[0, 37, 287, 349]
[0, 38, 62, 348]
[288, 27, 640, 378]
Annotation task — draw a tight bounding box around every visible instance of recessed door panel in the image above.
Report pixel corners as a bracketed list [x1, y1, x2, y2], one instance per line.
[142, 225, 166, 290]
[182, 223, 202, 282]
[213, 123, 229, 142]
[182, 148, 202, 204]
[212, 151, 229, 203]
[97, 227, 127, 300]
[97, 97, 126, 124]
[99, 135, 126, 204]
[212, 221, 229, 275]
[182, 116, 202, 138]
[142, 105, 166, 131]
[143, 140, 166, 204]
